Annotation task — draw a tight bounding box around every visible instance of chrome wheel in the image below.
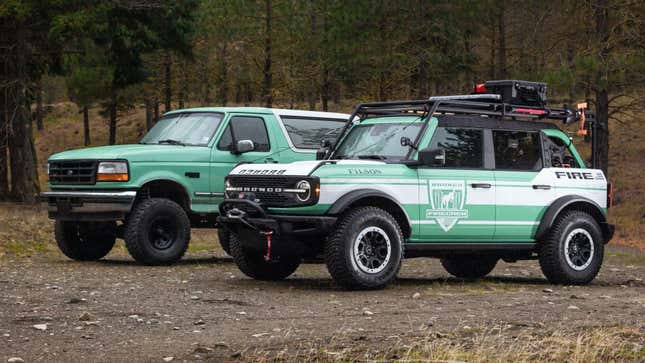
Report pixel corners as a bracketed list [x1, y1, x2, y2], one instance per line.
[352, 226, 391, 274]
[564, 228, 594, 271]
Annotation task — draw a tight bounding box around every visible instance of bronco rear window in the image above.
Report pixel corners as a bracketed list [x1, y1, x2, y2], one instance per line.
[280, 117, 346, 150]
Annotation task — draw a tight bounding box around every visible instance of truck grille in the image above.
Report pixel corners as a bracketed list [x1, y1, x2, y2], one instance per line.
[226, 175, 316, 207]
[49, 160, 97, 185]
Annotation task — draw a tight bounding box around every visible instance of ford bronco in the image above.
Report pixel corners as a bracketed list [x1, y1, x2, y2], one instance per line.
[218, 81, 615, 289]
[41, 107, 350, 265]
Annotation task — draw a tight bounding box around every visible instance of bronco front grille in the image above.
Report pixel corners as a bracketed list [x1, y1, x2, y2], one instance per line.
[226, 175, 318, 207]
[49, 160, 97, 185]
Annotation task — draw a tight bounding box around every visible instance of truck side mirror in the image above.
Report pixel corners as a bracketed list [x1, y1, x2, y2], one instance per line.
[400, 136, 416, 149]
[418, 147, 446, 166]
[235, 139, 255, 154]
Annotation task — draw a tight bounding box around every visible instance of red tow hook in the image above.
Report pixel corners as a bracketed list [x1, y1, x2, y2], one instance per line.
[260, 230, 273, 261]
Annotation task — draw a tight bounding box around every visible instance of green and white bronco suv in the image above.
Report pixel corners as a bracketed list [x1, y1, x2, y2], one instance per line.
[41, 107, 349, 265]
[218, 81, 615, 289]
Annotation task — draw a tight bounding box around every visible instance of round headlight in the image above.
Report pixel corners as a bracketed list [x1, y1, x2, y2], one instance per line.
[295, 180, 311, 202]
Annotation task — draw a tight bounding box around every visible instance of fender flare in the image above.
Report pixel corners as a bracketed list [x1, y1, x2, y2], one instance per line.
[328, 189, 412, 237]
[534, 195, 608, 242]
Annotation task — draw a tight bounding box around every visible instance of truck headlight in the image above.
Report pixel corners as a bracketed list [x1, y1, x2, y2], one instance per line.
[97, 161, 129, 182]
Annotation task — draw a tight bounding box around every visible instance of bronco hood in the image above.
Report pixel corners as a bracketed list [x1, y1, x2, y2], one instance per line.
[229, 160, 385, 176]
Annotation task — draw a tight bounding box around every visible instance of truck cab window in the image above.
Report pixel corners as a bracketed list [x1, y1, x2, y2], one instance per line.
[428, 127, 484, 168]
[218, 116, 270, 152]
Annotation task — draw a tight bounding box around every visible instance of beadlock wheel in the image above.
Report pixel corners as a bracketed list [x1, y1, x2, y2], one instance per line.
[564, 228, 595, 271]
[352, 226, 392, 274]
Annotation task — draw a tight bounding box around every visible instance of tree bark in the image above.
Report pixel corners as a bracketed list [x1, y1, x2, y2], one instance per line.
[594, 0, 610, 175]
[35, 78, 44, 130]
[9, 23, 39, 203]
[262, 0, 273, 108]
[164, 51, 172, 112]
[496, 3, 506, 79]
[0, 85, 9, 198]
[145, 99, 153, 131]
[83, 106, 90, 146]
[108, 87, 117, 145]
[154, 97, 159, 123]
[218, 43, 229, 106]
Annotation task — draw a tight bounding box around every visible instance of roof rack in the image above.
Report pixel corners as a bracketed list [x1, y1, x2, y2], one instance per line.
[331, 82, 600, 167]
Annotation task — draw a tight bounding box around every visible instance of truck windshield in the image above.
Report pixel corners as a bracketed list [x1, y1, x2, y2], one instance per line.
[140, 112, 223, 146]
[334, 122, 423, 161]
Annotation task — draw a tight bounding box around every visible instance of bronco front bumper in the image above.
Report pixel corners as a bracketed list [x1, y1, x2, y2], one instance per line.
[40, 190, 137, 221]
[217, 199, 336, 255]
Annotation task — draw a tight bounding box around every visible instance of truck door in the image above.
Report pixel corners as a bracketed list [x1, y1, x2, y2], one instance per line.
[417, 126, 496, 241]
[492, 130, 554, 241]
[200, 114, 278, 212]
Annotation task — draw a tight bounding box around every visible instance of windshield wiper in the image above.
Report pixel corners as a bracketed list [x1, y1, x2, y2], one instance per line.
[357, 154, 387, 160]
[158, 139, 186, 146]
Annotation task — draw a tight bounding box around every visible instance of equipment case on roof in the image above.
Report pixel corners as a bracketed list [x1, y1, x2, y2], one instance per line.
[484, 80, 547, 107]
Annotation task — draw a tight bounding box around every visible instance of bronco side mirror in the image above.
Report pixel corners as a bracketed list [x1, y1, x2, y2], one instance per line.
[235, 139, 255, 154]
[418, 147, 446, 167]
[316, 139, 332, 160]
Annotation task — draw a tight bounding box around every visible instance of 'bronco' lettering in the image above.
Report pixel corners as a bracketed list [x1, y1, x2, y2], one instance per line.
[237, 169, 287, 175]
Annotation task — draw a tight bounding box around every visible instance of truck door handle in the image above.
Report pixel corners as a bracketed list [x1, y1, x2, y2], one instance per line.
[532, 184, 551, 190]
[265, 158, 278, 164]
[470, 183, 491, 189]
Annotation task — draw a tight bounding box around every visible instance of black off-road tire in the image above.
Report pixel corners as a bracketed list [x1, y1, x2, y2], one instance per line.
[217, 228, 232, 255]
[538, 210, 604, 285]
[55, 220, 116, 261]
[325, 206, 404, 290]
[229, 233, 300, 280]
[124, 198, 191, 265]
[440, 255, 498, 279]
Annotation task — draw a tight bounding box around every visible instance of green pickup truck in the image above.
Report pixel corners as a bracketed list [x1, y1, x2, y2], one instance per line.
[41, 107, 350, 265]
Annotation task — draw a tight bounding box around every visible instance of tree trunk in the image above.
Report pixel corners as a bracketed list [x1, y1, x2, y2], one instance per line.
[218, 43, 229, 106]
[83, 106, 90, 146]
[164, 52, 172, 112]
[35, 78, 44, 131]
[496, 3, 506, 79]
[178, 65, 185, 110]
[262, 0, 273, 108]
[154, 98, 159, 123]
[9, 23, 39, 203]
[108, 87, 117, 145]
[145, 99, 153, 131]
[0, 85, 9, 198]
[200, 53, 211, 106]
[594, 0, 610, 175]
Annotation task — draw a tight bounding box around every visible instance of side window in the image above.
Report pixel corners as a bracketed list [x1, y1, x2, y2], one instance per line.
[544, 136, 581, 168]
[429, 127, 483, 168]
[217, 116, 270, 152]
[493, 130, 542, 170]
[280, 117, 345, 149]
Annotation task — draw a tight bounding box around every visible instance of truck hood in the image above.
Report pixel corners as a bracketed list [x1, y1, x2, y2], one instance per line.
[48, 144, 209, 162]
[229, 160, 385, 176]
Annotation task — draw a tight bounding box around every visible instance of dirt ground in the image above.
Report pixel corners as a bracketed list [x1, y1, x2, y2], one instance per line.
[1, 223, 644, 362]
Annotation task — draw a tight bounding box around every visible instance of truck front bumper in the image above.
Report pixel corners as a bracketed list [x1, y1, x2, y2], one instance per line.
[217, 199, 336, 255]
[40, 190, 137, 221]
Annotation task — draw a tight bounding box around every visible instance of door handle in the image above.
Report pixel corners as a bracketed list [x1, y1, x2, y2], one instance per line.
[471, 183, 491, 189]
[265, 158, 278, 164]
[532, 184, 551, 190]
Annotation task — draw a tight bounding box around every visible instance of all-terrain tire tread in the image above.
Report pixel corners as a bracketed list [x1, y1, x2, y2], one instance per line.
[55, 221, 116, 261]
[325, 206, 404, 290]
[229, 233, 300, 281]
[124, 198, 190, 265]
[538, 210, 603, 285]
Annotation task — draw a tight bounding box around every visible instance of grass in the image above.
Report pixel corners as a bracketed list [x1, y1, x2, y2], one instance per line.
[242, 326, 644, 362]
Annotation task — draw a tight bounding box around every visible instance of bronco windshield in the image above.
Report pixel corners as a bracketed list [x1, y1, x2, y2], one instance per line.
[140, 112, 223, 146]
[333, 122, 423, 161]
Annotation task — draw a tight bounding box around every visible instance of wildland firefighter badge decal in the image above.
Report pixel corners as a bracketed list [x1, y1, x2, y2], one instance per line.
[426, 180, 469, 232]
